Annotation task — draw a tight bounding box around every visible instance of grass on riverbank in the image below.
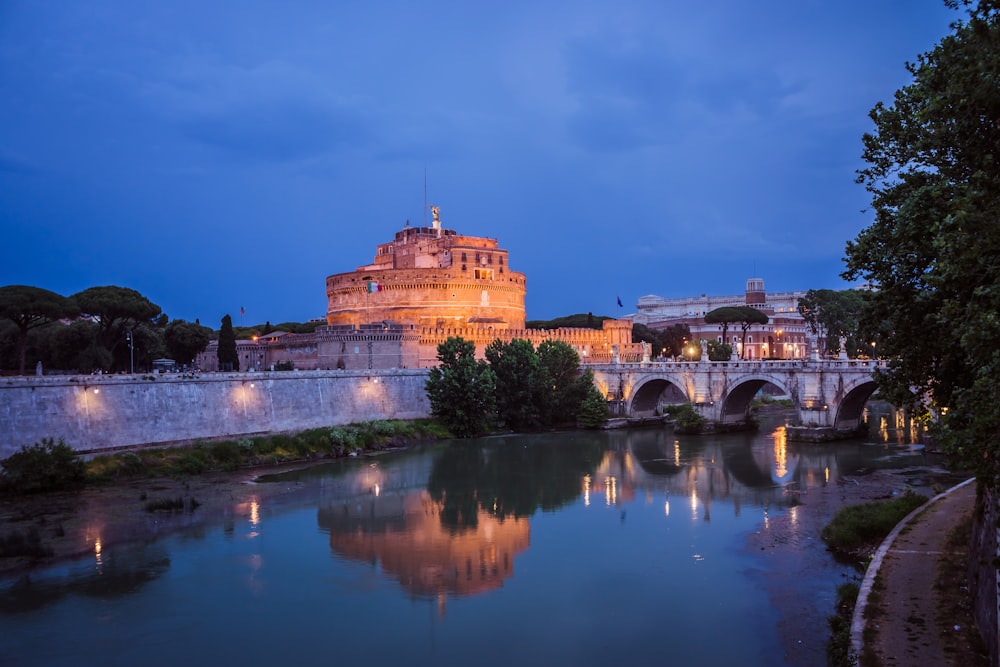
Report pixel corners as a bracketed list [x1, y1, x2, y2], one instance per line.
[821, 492, 927, 563]
[85, 419, 450, 482]
[0, 420, 451, 494]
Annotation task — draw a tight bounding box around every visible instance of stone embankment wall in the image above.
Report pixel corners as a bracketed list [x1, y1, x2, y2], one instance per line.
[0, 370, 431, 458]
[968, 482, 999, 667]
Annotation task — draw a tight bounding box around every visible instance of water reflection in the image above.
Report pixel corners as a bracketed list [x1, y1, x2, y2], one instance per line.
[0, 543, 170, 614]
[319, 490, 530, 602]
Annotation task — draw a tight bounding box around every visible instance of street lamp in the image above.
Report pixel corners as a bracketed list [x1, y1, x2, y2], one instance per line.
[126, 331, 134, 374]
[871, 341, 876, 359]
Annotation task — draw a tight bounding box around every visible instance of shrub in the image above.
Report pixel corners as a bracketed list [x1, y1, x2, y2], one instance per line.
[210, 440, 242, 470]
[665, 403, 707, 433]
[0, 438, 86, 494]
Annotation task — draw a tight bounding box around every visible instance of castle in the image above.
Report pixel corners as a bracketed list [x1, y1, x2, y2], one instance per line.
[197, 210, 640, 371]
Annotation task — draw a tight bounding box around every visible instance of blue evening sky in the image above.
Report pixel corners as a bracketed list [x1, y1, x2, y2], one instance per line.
[0, 1, 958, 325]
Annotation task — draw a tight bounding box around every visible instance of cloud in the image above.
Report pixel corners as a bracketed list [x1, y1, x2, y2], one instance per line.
[141, 59, 377, 161]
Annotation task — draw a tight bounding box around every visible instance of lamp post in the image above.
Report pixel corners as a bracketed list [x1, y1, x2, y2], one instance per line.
[871, 341, 876, 359]
[126, 331, 134, 374]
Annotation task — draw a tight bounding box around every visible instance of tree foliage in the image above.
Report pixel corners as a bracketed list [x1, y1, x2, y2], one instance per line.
[537, 340, 596, 425]
[704, 306, 768, 358]
[164, 320, 212, 365]
[425, 337, 497, 437]
[217, 314, 239, 371]
[0, 285, 78, 374]
[707, 339, 733, 361]
[797, 289, 870, 356]
[843, 0, 1000, 478]
[486, 339, 544, 430]
[633, 322, 691, 358]
[525, 313, 608, 329]
[73, 286, 162, 371]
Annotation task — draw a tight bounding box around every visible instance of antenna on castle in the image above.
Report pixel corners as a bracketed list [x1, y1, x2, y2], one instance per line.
[423, 165, 427, 228]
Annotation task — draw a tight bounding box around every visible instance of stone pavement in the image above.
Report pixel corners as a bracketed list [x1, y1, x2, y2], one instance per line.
[850, 477, 979, 666]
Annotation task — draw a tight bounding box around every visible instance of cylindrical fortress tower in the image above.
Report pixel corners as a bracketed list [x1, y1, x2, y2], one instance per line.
[326, 223, 527, 329]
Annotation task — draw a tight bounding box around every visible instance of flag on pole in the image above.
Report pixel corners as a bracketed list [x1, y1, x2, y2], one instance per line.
[617, 296, 623, 308]
[240, 306, 246, 316]
[367, 281, 382, 293]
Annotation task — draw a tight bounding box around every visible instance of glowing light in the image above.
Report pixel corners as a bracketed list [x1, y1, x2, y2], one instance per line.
[94, 537, 103, 569]
[583, 474, 591, 507]
[249, 383, 255, 388]
[664, 499, 670, 517]
[673, 441, 680, 467]
[825, 467, 830, 484]
[250, 499, 260, 528]
[374, 483, 381, 497]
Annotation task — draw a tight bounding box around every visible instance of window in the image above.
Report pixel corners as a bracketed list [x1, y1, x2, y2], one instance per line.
[475, 268, 494, 280]
[461, 252, 467, 262]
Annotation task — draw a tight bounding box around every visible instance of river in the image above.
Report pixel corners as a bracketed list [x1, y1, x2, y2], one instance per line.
[0, 406, 943, 667]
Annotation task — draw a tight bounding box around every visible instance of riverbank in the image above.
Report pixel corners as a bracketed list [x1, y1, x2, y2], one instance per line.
[745, 463, 971, 667]
[0, 461, 325, 578]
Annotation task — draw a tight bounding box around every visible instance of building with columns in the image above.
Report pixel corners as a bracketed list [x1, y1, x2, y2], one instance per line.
[633, 278, 814, 359]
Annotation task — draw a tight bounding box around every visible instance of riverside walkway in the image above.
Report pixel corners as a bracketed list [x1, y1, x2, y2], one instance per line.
[851, 478, 982, 666]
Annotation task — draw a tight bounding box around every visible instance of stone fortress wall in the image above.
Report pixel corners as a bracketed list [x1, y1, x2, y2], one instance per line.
[0, 370, 430, 459]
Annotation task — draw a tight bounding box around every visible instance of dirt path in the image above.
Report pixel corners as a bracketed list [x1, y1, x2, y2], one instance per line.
[857, 480, 986, 667]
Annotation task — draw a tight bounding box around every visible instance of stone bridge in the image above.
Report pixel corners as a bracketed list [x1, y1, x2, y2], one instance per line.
[589, 358, 886, 433]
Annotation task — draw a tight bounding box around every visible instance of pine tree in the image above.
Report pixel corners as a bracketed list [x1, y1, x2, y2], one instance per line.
[217, 314, 239, 372]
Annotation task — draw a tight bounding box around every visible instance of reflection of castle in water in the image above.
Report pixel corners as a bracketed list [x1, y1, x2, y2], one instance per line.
[318, 490, 529, 602]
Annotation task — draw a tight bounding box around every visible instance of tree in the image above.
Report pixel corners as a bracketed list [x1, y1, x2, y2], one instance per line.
[0, 285, 78, 375]
[705, 305, 768, 359]
[217, 314, 239, 372]
[633, 323, 691, 359]
[537, 340, 593, 425]
[707, 340, 733, 361]
[843, 1, 1000, 479]
[73, 286, 161, 371]
[425, 337, 496, 437]
[47, 320, 97, 370]
[165, 320, 212, 366]
[485, 338, 544, 430]
[578, 384, 609, 428]
[797, 289, 870, 356]
[703, 307, 740, 347]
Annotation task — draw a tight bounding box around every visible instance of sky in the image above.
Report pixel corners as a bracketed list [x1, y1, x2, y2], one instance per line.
[0, 1, 961, 326]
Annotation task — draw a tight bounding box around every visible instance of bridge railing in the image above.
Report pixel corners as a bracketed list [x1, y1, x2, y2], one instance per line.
[587, 358, 887, 372]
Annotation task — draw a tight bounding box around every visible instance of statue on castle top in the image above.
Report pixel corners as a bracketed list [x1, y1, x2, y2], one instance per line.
[430, 205, 441, 227]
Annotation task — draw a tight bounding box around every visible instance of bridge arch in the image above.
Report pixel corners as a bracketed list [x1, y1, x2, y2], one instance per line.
[719, 375, 794, 424]
[629, 377, 689, 416]
[833, 380, 880, 431]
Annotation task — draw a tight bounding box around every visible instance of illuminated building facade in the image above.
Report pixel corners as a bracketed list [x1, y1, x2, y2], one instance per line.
[634, 278, 813, 359]
[197, 211, 641, 371]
